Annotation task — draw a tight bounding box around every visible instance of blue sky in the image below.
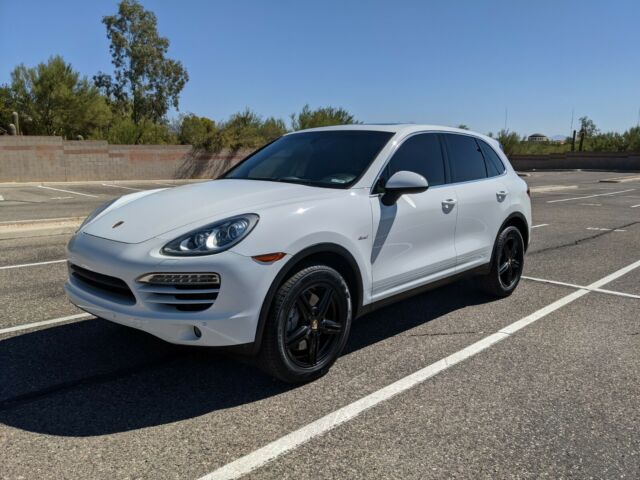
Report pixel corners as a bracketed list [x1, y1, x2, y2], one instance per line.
[1, 0, 639, 136]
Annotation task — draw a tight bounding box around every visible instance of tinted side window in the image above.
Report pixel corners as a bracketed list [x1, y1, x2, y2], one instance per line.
[478, 140, 506, 177]
[386, 134, 446, 186]
[444, 134, 487, 183]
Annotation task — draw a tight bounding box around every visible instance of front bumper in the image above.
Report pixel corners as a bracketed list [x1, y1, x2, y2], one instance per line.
[65, 232, 284, 346]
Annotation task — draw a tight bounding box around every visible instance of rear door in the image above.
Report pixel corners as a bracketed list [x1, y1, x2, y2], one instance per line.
[369, 133, 458, 300]
[442, 133, 509, 272]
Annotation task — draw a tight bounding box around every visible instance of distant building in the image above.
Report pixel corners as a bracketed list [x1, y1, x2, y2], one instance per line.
[527, 133, 549, 143]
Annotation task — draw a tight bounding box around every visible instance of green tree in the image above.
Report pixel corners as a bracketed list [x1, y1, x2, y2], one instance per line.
[579, 116, 598, 136]
[178, 114, 219, 150]
[259, 116, 287, 142]
[495, 129, 521, 156]
[219, 109, 266, 150]
[623, 126, 640, 151]
[95, 0, 188, 130]
[105, 115, 175, 144]
[0, 84, 13, 133]
[457, 124, 469, 130]
[8, 56, 111, 137]
[290, 104, 357, 130]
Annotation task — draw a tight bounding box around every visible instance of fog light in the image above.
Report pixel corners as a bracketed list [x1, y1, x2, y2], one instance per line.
[193, 326, 202, 338]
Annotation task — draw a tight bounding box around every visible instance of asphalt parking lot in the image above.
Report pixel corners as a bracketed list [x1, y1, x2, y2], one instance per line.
[1, 171, 639, 479]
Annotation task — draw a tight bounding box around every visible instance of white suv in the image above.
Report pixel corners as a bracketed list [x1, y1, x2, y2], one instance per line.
[65, 125, 531, 382]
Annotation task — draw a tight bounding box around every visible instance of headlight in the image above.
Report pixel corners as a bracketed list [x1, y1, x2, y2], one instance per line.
[78, 199, 118, 230]
[161, 214, 259, 256]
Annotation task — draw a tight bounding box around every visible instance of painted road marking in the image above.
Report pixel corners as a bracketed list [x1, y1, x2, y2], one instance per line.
[38, 185, 99, 198]
[50, 196, 74, 200]
[101, 183, 143, 191]
[198, 259, 640, 480]
[0, 259, 66, 270]
[547, 188, 635, 203]
[631, 204, 640, 208]
[579, 203, 601, 206]
[586, 227, 626, 232]
[531, 224, 549, 229]
[530, 185, 578, 193]
[0, 195, 4, 201]
[522, 276, 640, 299]
[0, 313, 93, 335]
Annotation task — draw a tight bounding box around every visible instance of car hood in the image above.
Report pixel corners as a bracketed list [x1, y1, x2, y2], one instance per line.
[83, 179, 339, 243]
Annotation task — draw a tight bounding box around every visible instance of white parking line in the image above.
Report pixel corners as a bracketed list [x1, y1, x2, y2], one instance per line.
[546, 188, 635, 204]
[101, 183, 143, 191]
[38, 185, 99, 198]
[199, 259, 640, 480]
[0, 313, 93, 335]
[632, 204, 640, 208]
[0, 259, 66, 270]
[531, 224, 549, 229]
[522, 275, 640, 299]
[586, 227, 626, 232]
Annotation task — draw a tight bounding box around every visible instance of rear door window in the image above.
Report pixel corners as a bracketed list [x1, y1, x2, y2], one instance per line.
[478, 140, 506, 177]
[444, 134, 488, 183]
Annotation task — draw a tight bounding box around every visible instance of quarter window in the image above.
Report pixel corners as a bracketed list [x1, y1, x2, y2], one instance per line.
[444, 134, 488, 183]
[385, 134, 446, 187]
[478, 140, 506, 177]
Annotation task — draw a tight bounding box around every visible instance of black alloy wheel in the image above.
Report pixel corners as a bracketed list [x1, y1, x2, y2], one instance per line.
[284, 282, 345, 368]
[480, 225, 525, 298]
[497, 230, 524, 289]
[259, 265, 352, 383]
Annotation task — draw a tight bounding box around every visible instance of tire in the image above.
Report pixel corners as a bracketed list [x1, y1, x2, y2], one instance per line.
[258, 265, 352, 383]
[480, 225, 525, 298]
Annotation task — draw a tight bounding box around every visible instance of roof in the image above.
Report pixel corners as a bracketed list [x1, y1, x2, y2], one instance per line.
[287, 124, 501, 148]
[528, 133, 547, 138]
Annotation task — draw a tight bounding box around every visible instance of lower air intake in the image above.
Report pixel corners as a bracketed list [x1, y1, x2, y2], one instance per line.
[137, 272, 220, 312]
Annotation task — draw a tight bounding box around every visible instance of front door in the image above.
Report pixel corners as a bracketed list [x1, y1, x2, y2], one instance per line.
[370, 133, 458, 301]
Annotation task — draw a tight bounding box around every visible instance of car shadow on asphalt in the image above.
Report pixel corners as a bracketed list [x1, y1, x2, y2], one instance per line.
[0, 279, 492, 437]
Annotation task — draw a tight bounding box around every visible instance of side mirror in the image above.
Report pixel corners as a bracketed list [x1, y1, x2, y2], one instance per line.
[381, 171, 428, 206]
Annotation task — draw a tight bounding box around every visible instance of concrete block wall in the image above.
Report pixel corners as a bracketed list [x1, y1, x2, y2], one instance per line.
[509, 152, 640, 171]
[0, 136, 249, 182]
[2, 136, 640, 182]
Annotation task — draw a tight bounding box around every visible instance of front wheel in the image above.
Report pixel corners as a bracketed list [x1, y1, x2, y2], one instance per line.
[259, 265, 352, 383]
[480, 225, 525, 298]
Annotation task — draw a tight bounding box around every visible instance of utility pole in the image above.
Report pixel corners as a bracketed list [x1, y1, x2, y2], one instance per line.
[569, 108, 574, 136]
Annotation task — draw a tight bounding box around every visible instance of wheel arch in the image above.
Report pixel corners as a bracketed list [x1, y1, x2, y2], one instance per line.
[251, 243, 365, 355]
[502, 212, 530, 251]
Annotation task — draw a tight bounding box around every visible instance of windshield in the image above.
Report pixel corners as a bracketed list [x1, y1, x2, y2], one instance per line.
[223, 130, 394, 188]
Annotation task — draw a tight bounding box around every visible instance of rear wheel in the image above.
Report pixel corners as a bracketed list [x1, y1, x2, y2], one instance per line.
[259, 265, 352, 383]
[480, 225, 525, 297]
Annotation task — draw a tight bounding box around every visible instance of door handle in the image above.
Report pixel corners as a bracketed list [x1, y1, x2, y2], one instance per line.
[441, 198, 457, 207]
[496, 190, 509, 201]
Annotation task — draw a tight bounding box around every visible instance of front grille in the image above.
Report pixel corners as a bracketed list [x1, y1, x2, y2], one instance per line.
[69, 263, 136, 304]
[137, 272, 220, 312]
